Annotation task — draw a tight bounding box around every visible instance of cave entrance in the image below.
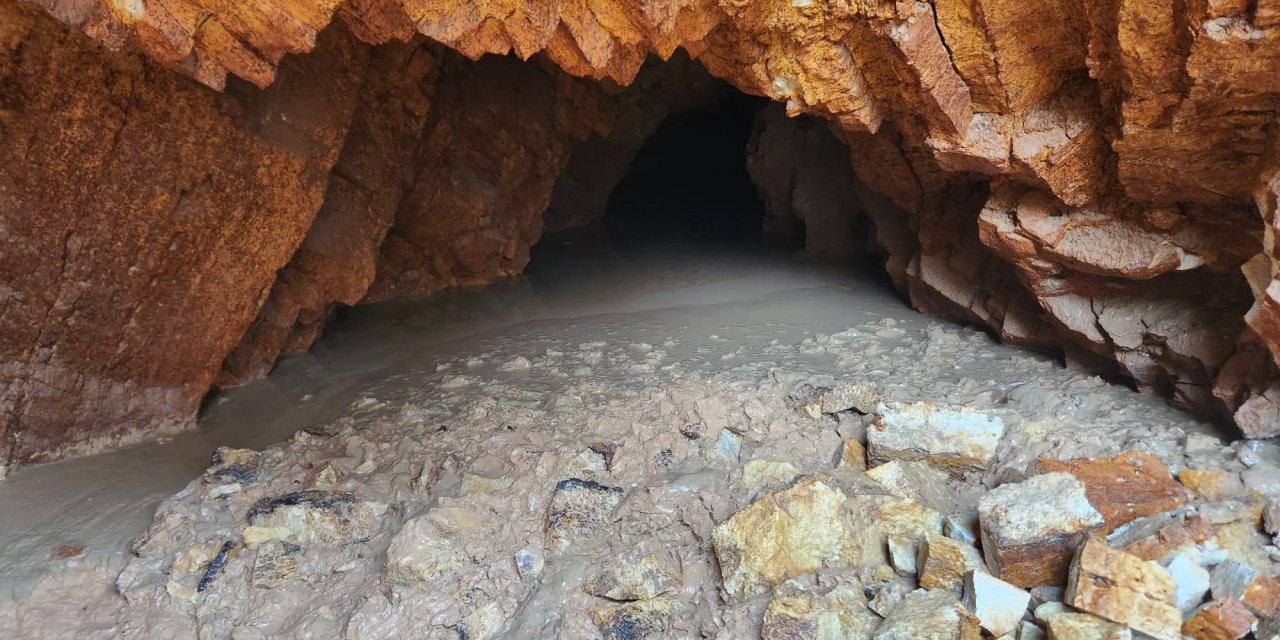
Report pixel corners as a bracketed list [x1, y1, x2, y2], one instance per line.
[535, 53, 885, 273]
[600, 91, 767, 248]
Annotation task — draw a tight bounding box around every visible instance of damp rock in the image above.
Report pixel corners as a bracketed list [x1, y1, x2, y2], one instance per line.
[962, 570, 1031, 637]
[678, 423, 705, 440]
[714, 429, 742, 462]
[545, 478, 625, 552]
[460, 602, 507, 640]
[864, 459, 955, 510]
[244, 489, 387, 546]
[761, 581, 880, 640]
[514, 547, 544, 579]
[867, 402, 1004, 473]
[1065, 537, 1181, 640]
[251, 540, 299, 589]
[589, 596, 683, 640]
[584, 540, 681, 601]
[977, 472, 1104, 588]
[206, 447, 261, 486]
[385, 506, 500, 585]
[796, 381, 880, 416]
[743, 459, 803, 494]
[868, 580, 911, 617]
[871, 588, 981, 640]
[171, 540, 226, 577]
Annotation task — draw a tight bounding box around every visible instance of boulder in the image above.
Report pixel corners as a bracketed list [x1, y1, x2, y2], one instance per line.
[977, 473, 1104, 587]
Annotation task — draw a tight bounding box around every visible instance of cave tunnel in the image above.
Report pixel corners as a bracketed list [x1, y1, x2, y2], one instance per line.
[599, 90, 767, 247]
[1, 6, 1272, 637]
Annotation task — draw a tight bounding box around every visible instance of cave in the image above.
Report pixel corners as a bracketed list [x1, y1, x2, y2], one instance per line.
[4, 1, 1280, 637]
[598, 91, 766, 247]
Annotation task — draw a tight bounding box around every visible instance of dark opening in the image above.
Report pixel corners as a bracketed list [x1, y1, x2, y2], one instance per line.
[601, 92, 768, 248]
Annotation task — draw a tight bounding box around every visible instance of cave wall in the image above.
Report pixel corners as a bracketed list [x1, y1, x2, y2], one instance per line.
[5, 0, 1280, 467]
[0, 3, 369, 467]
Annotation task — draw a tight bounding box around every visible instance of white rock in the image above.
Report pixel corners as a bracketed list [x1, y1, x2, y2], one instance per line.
[887, 537, 918, 575]
[868, 402, 1005, 471]
[1018, 621, 1046, 640]
[1165, 551, 1211, 611]
[963, 570, 1032, 637]
[945, 513, 980, 546]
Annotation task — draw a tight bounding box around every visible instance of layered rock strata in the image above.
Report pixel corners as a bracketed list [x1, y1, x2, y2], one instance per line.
[5, 0, 1280, 465]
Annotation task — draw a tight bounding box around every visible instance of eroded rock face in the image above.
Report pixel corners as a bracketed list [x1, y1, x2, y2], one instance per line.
[6, 0, 1280, 465]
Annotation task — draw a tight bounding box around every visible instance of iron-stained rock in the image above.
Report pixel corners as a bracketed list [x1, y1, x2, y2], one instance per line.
[1044, 612, 1132, 640]
[977, 473, 1104, 587]
[1034, 451, 1189, 533]
[1065, 537, 1181, 640]
[1210, 559, 1280, 618]
[919, 533, 987, 592]
[1182, 598, 1257, 640]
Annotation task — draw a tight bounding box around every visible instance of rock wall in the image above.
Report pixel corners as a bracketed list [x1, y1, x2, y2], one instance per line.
[5, 0, 1280, 467]
[0, 2, 368, 468]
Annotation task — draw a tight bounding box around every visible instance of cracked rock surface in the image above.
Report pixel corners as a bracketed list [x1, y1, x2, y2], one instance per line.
[6, 0, 1280, 464]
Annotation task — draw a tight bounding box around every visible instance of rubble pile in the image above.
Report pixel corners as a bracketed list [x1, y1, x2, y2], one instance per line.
[109, 396, 1280, 639]
[8, 318, 1280, 639]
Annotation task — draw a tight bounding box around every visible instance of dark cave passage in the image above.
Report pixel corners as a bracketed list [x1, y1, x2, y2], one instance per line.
[601, 91, 768, 248]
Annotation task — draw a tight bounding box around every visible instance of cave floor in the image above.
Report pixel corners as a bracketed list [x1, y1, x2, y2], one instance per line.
[0, 238, 1268, 638]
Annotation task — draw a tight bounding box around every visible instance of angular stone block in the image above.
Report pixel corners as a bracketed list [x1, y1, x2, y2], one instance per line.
[919, 533, 986, 592]
[1065, 537, 1181, 640]
[868, 402, 1004, 473]
[977, 473, 1104, 587]
[962, 570, 1031, 637]
[1182, 598, 1257, 640]
[1034, 451, 1189, 533]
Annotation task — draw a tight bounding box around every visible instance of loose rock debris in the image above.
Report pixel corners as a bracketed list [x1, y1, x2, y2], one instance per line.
[7, 318, 1280, 639]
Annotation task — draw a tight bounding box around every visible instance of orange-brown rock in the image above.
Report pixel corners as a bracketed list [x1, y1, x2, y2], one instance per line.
[9, 0, 1280, 466]
[1182, 599, 1257, 640]
[0, 2, 368, 466]
[1034, 452, 1190, 533]
[1179, 469, 1245, 501]
[1065, 537, 1182, 640]
[1118, 515, 1219, 564]
[977, 473, 1104, 588]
